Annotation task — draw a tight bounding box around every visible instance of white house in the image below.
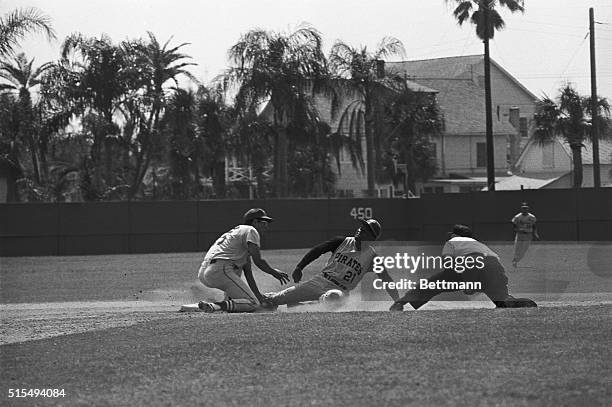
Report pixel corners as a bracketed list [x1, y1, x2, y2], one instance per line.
[514, 137, 612, 188]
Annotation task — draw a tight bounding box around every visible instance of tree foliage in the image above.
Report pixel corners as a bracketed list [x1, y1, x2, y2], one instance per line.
[534, 84, 610, 188]
[0, 7, 56, 57]
[328, 37, 406, 196]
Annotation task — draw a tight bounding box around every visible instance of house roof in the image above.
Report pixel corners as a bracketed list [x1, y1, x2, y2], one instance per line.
[388, 55, 484, 80]
[387, 55, 538, 101]
[408, 78, 518, 135]
[516, 136, 612, 167]
[559, 138, 612, 165]
[431, 175, 559, 190]
[386, 55, 526, 136]
[481, 175, 560, 191]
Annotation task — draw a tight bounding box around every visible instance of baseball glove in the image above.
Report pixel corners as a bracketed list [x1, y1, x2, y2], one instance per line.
[389, 301, 405, 312]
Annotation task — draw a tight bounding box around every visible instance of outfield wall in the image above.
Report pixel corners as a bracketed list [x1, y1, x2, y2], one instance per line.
[1, 189, 610, 256]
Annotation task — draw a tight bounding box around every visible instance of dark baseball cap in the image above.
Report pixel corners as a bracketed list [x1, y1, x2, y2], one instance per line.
[451, 224, 473, 238]
[359, 218, 382, 239]
[243, 208, 274, 223]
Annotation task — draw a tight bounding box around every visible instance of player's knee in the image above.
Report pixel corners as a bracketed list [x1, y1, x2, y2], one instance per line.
[198, 266, 211, 287]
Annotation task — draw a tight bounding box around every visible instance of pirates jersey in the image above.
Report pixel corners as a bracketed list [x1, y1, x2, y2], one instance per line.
[320, 237, 377, 291]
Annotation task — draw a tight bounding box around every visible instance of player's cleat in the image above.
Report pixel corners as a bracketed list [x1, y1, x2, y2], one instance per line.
[197, 301, 216, 312]
[258, 298, 278, 312]
[178, 301, 216, 312]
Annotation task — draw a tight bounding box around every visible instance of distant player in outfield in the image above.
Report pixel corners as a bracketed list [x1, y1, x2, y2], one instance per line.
[180, 208, 289, 313]
[512, 202, 539, 268]
[389, 224, 537, 311]
[264, 218, 400, 307]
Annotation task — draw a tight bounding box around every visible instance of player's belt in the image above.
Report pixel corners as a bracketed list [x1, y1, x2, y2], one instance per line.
[209, 259, 238, 268]
[322, 273, 348, 290]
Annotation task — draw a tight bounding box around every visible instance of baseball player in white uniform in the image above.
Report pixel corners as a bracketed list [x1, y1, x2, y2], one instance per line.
[179, 208, 289, 313]
[264, 218, 400, 307]
[511, 202, 539, 268]
[389, 224, 537, 311]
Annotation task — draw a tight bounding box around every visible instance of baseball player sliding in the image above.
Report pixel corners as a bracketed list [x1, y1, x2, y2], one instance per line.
[179, 208, 289, 313]
[512, 202, 539, 269]
[263, 218, 400, 307]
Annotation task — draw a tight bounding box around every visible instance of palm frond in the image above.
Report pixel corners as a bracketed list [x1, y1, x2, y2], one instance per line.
[374, 37, 406, 60]
[499, 0, 525, 13]
[0, 7, 56, 57]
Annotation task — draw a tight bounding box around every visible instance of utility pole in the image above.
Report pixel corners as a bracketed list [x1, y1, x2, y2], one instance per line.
[483, 6, 496, 191]
[589, 7, 600, 189]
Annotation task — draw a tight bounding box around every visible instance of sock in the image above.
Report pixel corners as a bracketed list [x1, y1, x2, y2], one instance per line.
[215, 299, 257, 312]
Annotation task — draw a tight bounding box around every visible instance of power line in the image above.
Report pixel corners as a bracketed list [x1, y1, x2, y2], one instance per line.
[504, 27, 593, 38]
[551, 33, 590, 95]
[519, 19, 591, 30]
[517, 74, 612, 79]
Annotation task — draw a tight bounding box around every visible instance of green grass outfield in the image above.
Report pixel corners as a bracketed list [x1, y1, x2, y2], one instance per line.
[1, 245, 611, 406]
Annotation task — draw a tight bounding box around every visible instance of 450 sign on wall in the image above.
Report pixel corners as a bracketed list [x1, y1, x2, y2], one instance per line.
[350, 207, 373, 220]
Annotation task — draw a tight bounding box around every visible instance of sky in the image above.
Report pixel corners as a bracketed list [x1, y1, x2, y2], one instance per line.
[3, 0, 612, 100]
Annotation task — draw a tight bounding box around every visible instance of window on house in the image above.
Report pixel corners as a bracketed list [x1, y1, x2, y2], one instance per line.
[542, 142, 554, 168]
[435, 187, 444, 194]
[338, 146, 346, 163]
[476, 142, 487, 168]
[378, 188, 389, 198]
[423, 187, 433, 194]
[342, 189, 355, 198]
[519, 117, 528, 138]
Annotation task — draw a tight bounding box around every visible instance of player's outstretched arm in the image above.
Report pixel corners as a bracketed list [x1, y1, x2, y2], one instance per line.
[292, 237, 345, 282]
[247, 242, 289, 284]
[242, 262, 264, 303]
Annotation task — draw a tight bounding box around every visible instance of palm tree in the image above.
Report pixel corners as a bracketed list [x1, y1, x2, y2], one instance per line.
[533, 85, 596, 188]
[224, 24, 329, 197]
[159, 88, 198, 199]
[328, 37, 405, 197]
[0, 52, 52, 183]
[383, 84, 443, 194]
[229, 109, 275, 198]
[0, 92, 22, 200]
[584, 95, 612, 186]
[61, 33, 129, 193]
[446, 0, 525, 191]
[194, 86, 234, 198]
[0, 7, 56, 57]
[123, 32, 196, 198]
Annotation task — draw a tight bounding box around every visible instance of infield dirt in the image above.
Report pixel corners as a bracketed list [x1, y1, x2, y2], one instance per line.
[1, 246, 611, 406]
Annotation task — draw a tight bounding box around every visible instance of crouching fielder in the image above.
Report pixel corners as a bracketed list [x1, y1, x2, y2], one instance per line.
[265, 219, 399, 307]
[389, 224, 537, 311]
[180, 208, 289, 313]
